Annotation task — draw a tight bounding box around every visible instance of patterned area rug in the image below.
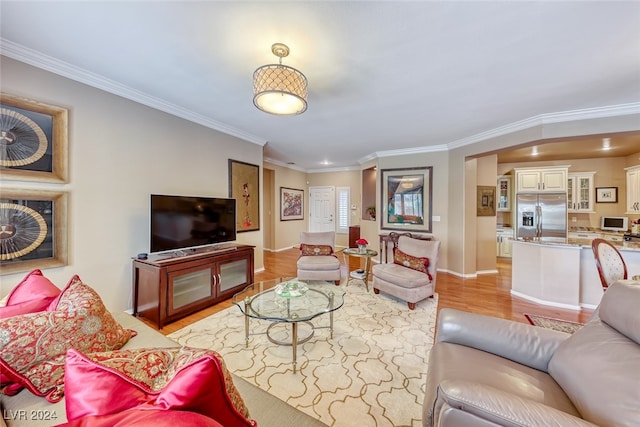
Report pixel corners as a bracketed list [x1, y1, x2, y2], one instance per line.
[524, 314, 584, 334]
[169, 282, 438, 427]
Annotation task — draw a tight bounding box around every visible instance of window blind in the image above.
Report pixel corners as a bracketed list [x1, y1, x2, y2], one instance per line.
[337, 187, 350, 234]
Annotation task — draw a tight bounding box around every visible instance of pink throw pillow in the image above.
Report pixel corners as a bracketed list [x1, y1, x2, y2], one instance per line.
[64, 347, 255, 427]
[57, 408, 224, 427]
[0, 269, 60, 318]
[0, 275, 134, 402]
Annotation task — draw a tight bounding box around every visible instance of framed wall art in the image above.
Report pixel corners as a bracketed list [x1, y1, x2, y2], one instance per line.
[476, 186, 496, 216]
[0, 188, 68, 276]
[0, 93, 69, 183]
[228, 159, 260, 232]
[381, 166, 433, 232]
[596, 187, 617, 203]
[280, 187, 304, 221]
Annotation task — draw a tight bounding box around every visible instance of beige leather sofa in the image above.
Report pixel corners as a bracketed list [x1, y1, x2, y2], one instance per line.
[0, 312, 325, 427]
[424, 280, 640, 427]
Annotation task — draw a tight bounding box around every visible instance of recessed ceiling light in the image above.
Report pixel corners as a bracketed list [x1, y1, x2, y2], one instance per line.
[602, 138, 611, 150]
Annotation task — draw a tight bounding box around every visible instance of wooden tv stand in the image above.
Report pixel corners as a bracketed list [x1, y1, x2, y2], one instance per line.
[132, 244, 254, 329]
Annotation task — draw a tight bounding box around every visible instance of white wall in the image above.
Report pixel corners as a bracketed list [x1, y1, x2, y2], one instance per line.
[0, 57, 264, 311]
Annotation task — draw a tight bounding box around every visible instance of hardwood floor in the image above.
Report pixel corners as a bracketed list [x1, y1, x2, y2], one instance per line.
[150, 248, 595, 335]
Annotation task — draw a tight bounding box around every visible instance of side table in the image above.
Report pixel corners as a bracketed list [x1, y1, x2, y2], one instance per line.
[342, 248, 378, 291]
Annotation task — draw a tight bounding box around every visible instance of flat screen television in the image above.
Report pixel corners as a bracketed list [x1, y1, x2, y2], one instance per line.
[150, 194, 236, 253]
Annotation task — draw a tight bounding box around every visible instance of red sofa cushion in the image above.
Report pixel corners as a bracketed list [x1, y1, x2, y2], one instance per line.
[64, 346, 256, 427]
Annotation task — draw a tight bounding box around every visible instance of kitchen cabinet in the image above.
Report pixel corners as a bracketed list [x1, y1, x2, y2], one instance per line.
[567, 172, 595, 212]
[496, 228, 514, 258]
[514, 166, 568, 193]
[568, 231, 601, 242]
[626, 165, 640, 213]
[132, 244, 254, 329]
[602, 233, 624, 243]
[497, 176, 512, 212]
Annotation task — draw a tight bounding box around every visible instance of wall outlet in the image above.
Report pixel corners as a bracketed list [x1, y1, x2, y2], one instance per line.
[572, 217, 577, 222]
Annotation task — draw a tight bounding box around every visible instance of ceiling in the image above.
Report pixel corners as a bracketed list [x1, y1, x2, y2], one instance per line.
[494, 131, 640, 164]
[1, 1, 639, 171]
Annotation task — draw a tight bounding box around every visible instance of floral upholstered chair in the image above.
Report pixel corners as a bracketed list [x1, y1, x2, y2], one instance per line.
[591, 238, 627, 289]
[372, 236, 440, 309]
[296, 231, 342, 285]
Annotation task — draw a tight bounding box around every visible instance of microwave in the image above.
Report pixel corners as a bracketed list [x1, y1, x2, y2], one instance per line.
[600, 216, 628, 232]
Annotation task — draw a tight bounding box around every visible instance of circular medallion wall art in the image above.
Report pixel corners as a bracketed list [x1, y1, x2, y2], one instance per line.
[0, 202, 48, 260]
[0, 107, 49, 167]
[0, 93, 69, 183]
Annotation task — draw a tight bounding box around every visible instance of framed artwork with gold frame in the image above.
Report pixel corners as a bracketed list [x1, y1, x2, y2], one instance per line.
[228, 159, 260, 232]
[476, 186, 496, 216]
[0, 188, 68, 275]
[0, 93, 69, 183]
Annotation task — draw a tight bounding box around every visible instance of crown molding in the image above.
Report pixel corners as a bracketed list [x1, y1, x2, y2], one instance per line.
[373, 144, 449, 159]
[263, 157, 307, 172]
[447, 102, 640, 150]
[358, 152, 378, 165]
[4, 39, 638, 167]
[307, 165, 361, 174]
[264, 157, 360, 174]
[0, 39, 267, 147]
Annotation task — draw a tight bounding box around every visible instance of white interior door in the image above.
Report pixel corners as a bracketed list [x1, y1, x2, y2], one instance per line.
[309, 186, 335, 232]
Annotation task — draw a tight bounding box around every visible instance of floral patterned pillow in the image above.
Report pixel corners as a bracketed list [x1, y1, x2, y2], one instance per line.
[64, 347, 255, 427]
[300, 243, 333, 256]
[0, 275, 134, 402]
[394, 248, 433, 280]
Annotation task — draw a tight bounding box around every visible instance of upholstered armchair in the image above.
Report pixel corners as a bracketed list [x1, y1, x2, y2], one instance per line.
[296, 231, 342, 285]
[372, 236, 440, 309]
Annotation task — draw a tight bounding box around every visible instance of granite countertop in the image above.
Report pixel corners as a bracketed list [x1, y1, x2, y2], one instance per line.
[568, 227, 629, 236]
[514, 238, 640, 252]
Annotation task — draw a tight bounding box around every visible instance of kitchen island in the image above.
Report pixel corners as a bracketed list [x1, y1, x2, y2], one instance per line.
[511, 239, 640, 309]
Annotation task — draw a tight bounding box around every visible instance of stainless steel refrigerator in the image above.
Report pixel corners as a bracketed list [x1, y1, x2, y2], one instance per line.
[516, 193, 567, 242]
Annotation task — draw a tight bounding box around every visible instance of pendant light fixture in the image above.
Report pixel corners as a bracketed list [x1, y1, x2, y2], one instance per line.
[253, 43, 308, 115]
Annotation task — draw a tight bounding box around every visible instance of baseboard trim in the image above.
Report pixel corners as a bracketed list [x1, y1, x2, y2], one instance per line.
[440, 269, 477, 278]
[510, 290, 581, 311]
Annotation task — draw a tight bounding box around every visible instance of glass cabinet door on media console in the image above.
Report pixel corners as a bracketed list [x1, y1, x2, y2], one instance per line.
[133, 245, 255, 329]
[166, 251, 251, 317]
[217, 254, 251, 295]
[168, 265, 213, 316]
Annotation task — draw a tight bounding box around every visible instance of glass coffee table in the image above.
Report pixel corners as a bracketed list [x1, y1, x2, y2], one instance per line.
[232, 278, 346, 373]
